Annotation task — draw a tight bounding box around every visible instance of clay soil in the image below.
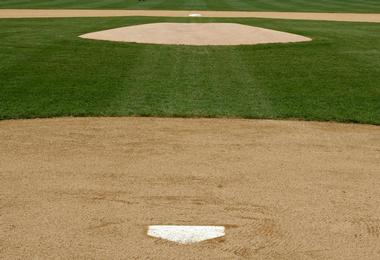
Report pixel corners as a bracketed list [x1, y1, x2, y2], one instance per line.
[80, 23, 311, 46]
[0, 9, 380, 23]
[0, 117, 379, 259]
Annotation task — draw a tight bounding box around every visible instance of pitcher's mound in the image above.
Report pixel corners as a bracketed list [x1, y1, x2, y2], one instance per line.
[80, 23, 311, 46]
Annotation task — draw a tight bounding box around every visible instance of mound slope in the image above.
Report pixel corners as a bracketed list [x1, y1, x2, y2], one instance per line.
[80, 23, 311, 46]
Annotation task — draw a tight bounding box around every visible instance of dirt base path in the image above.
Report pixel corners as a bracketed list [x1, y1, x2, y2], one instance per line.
[0, 9, 380, 23]
[1, 117, 379, 259]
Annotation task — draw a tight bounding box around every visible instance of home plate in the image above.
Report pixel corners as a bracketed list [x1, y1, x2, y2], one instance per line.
[147, 225, 225, 244]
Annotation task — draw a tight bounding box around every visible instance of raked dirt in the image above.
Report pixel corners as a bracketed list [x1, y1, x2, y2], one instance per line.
[0, 9, 380, 23]
[79, 23, 311, 46]
[0, 117, 379, 259]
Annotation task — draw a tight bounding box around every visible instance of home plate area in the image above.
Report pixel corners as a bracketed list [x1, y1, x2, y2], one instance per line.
[147, 225, 225, 244]
[1, 118, 380, 259]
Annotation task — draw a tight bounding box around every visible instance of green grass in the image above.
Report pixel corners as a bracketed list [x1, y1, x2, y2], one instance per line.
[1, 0, 380, 13]
[0, 17, 379, 124]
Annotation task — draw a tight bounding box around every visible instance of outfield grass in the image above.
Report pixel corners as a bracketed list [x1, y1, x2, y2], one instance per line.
[0, 0, 380, 13]
[0, 17, 379, 124]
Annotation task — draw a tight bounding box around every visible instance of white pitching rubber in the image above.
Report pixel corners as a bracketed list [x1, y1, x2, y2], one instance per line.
[189, 13, 202, 17]
[147, 225, 225, 244]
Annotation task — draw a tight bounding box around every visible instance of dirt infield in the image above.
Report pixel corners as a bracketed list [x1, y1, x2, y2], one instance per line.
[0, 9, 380, 23]
[80, 23, 311, 46]
[1, 117, 379, 259]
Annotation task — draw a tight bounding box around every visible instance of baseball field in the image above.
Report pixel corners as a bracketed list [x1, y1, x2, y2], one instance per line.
[0, 0, 380, 12]
[0, 0, 380, 259]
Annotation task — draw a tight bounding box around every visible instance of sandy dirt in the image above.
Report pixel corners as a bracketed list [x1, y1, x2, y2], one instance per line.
[0, 9, 380, 23]
[80, 23, 311, 46]
[0, 117, 379, 259]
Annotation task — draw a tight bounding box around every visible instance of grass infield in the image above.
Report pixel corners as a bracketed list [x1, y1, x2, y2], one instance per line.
[0, 0, 380, 13]
[0, 17, 379, 124]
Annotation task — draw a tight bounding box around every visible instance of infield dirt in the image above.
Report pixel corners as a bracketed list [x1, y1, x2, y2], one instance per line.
[80, 23, 311, 46]
[1, 117, 379, 259]
[0, 9, 380, 23]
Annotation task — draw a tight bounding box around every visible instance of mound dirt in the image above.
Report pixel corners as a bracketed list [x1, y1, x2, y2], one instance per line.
[0, 117, 379, 259]
[79, 23, 311, 46]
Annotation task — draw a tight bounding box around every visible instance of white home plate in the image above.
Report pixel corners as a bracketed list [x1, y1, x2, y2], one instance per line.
[147, 225, 225, 244]
[189, 13, 202, 17]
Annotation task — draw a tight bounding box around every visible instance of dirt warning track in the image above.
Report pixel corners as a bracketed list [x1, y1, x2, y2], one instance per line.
[0, 9, 380, 23]
[0, 117, 379, 259]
